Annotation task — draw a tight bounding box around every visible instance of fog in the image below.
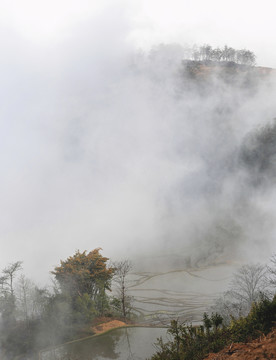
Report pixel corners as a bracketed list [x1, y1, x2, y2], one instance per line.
[1, 2, 276, 284]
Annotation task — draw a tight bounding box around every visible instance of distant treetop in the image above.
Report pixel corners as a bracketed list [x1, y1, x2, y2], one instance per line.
[147, 43, 257, 67]
[190, 44, 256, 66]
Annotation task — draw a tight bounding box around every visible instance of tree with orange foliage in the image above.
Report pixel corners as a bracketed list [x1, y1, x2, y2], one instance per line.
[52, 248, 114, 304]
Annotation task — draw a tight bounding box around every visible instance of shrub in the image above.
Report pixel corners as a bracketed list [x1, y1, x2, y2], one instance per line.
[150, 296, 276, 360]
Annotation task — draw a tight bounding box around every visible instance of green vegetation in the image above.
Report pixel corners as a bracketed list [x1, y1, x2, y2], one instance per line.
[1, 251, 275, 359]
[150, 255, 276, 360]
[151, 296, 276, 360]
[0, 249, 133, 359]
[52, 248, 114, 318]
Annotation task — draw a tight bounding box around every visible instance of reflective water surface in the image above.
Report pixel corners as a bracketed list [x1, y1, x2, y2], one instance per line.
[40, 263, 235, 360]
[128, 263, 235, 325]
[40, 327, 168, 360]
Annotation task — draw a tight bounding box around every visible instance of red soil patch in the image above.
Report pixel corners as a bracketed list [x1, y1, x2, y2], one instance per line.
[205, 328, 276, 359]
[91, 319, 127, 335]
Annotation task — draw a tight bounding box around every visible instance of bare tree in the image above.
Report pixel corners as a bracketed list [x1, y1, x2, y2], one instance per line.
[267, 253, 276, 289]
[211, 48, 222, 62]
[16, 274, 37, 321]
[230, 264, 267, 305]
[210, 263, 268, 323]
[221, 45, 236, 62]
[0, 275, 8, 294]
[236, 49, 256, 66]
[2, 261, 23, 296]
[112, 260, 132, 319]
[199, 44, 213, 61]
[0, 261, 22, 326]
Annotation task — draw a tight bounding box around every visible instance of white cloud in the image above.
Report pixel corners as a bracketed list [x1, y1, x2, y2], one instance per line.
[1, 0, 276, 283]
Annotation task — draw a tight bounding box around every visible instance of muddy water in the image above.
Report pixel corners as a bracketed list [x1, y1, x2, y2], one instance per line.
[40, 327, 168, 360]
[128, 263, 235, 325]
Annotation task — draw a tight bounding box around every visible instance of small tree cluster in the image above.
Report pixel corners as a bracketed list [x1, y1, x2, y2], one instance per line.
[0, 250, 133, 359]
[0, 262, 51, 358]
[191, 44, 256, 65]
[152, 313, 225, 360]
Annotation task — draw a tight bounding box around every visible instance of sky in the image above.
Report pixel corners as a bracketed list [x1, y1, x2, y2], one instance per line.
[1, 0, 276, 66]
[1, 0, 276, 284]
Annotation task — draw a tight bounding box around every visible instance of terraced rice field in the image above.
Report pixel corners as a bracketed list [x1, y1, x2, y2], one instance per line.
[127, 264, 235, 325]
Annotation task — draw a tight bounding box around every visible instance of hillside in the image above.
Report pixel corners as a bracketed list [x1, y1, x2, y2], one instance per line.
[205, 328, 276, 360]
[150, 295, 276, 360]
[181, 60, 275, 85]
